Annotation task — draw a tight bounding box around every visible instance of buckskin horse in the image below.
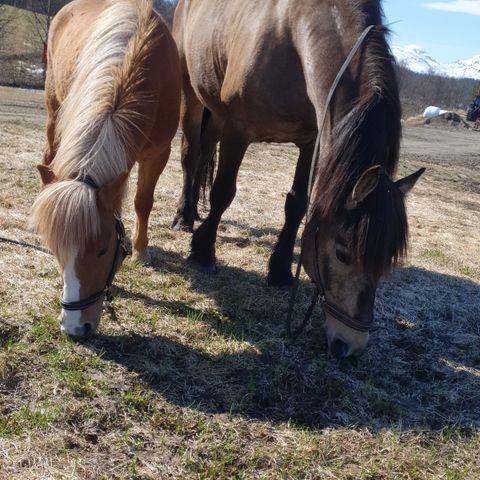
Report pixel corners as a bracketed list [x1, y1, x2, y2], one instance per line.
[171, 0, 424, 357]
[30, 0, 180, 337]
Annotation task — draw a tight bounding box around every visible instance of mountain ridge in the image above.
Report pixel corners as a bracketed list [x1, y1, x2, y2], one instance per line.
[393, 45, 480, 80]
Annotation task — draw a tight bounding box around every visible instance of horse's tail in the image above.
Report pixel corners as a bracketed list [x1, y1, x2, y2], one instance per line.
[53, 0, 160, 184]
[198, 108, 217, 203]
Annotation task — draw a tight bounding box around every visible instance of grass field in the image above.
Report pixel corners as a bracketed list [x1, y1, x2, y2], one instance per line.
[0, 85, 480, 479]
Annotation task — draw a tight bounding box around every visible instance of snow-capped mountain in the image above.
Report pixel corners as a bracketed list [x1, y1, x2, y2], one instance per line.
[445, 55, 480, 80]
[392, 45, 480, 80]
[392, 45, 446, 76]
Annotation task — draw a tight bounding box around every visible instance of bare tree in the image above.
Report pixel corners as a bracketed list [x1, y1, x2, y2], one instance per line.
[0, 5, 17, 49]
[28, 0, 65, 80]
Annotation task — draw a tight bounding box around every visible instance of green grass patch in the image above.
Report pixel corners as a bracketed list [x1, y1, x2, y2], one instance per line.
[0, 404, 61, 438]
[422, 248, 450, 265]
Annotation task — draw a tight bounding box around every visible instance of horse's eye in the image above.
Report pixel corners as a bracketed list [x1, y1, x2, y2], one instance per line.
[98, 247, 108, 257]
[335, 248, 352, 265]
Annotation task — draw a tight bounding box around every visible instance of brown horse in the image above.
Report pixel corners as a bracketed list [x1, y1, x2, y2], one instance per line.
[30, 0, 180, 337]
[172, 0, 424, 357]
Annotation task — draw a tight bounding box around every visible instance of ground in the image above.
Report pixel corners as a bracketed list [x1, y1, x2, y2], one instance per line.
[0, 86, 479, 479]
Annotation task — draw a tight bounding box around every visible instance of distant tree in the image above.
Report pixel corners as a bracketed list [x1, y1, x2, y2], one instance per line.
[0, 5, 17, 49]
[28, 0, 65, 81]
[470, 81, 480, 99]
[394, 64, 477, 115]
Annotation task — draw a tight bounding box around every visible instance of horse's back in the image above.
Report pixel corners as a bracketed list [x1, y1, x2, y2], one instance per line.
[47, 0, 180, 149]
[175, 0, 317, 142]
[47, 0, 103, 100]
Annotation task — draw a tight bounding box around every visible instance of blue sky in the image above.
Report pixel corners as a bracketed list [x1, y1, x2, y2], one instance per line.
[383, 0, 480, 63]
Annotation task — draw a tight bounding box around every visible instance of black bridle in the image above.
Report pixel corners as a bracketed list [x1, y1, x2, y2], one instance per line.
[285, 228, 373, 340]
[60, 176, 129, 312]
[285, 25, 376, 340]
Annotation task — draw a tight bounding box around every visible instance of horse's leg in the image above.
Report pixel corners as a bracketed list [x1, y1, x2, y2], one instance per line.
[192, 113, 221, 220]
[267, 142, 313, 286]
[132, 146, 170, 263]
[171, 86, 203, 232]
[189, 127, 248, 270]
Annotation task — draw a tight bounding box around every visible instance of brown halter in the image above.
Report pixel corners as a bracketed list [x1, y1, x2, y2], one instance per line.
[285, 25, 376, 340]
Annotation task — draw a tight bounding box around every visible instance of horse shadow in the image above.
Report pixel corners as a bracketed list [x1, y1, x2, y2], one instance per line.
[85, 246, 480, 432]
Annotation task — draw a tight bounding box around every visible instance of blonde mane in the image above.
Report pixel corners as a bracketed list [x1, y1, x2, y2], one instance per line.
[31, 0, 159, 259]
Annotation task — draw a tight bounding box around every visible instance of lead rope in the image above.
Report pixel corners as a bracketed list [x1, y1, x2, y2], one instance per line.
[0, 235, 50, 254]
[286, 25, 375, 340]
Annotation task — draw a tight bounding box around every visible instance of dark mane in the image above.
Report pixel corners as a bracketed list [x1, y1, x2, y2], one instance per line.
[308, 4, 404, 277]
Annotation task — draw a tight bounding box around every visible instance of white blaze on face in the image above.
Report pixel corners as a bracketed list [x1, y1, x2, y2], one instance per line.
[60, 248, 82, 336]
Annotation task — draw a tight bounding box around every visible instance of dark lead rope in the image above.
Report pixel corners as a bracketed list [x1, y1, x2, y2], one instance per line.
[285, 25, 376, 340]
[0, 235, 50, 254]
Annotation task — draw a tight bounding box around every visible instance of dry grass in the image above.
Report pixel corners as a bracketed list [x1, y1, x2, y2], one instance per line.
[1, 86, 480, 479]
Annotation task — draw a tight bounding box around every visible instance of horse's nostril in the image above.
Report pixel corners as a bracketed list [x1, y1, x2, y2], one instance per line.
[330, 338, 349, 359]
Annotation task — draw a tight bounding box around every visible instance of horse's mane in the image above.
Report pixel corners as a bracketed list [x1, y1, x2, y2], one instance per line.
[31, 0, 159, 258]
[308, 1, 405, 278]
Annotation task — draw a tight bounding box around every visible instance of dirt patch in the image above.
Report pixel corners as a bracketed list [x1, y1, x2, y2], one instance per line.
[0, 86, 45, 124]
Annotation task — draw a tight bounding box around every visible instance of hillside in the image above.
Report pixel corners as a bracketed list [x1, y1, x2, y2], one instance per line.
[0, 1, 176, 88]
[0, 4, 45, 88]
[0, 0, 175, 20]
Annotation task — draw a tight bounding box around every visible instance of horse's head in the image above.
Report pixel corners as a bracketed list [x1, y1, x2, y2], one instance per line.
[302, 165, 424, 358]
[32, 166, 129, 338]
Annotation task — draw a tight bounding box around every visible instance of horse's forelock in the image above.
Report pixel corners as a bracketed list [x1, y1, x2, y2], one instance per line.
[30, 181, 100, 263]
[347, 175, 408, 278]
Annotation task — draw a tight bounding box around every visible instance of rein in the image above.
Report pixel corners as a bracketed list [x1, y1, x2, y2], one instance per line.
[60, 176, 129, 312]
[286, 25, 375, 340]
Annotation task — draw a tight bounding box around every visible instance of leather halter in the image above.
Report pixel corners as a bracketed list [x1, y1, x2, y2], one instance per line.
[286, 227, 373, 340]
[60, 176, 128, 312]
[310, 228, 373, 333]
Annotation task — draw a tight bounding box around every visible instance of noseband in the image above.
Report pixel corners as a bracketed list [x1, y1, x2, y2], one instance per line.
[286, 228, 373, 340]
[60, 176, 129, 312]
[310, 229, 373, 333]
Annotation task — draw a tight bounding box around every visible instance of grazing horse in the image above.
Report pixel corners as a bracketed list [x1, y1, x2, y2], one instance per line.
[30, 0, 180, 337]
[172, 0, 424, 357]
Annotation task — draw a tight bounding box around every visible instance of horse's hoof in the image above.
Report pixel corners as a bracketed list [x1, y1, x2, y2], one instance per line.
[267, 270, 294, 287]
[132, 249, 151, 265]
[187, 253, 217, 274]
[172, 217, 194, 233]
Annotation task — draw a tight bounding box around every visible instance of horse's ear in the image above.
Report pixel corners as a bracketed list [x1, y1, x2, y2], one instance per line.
[395, 168, 425, 196]
[97, 172, 129, 212]
[37, 164, 56, 186]
[346, 165, 382, 209]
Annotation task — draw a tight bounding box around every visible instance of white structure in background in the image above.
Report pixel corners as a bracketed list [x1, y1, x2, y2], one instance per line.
[423, 106, 449, 119]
